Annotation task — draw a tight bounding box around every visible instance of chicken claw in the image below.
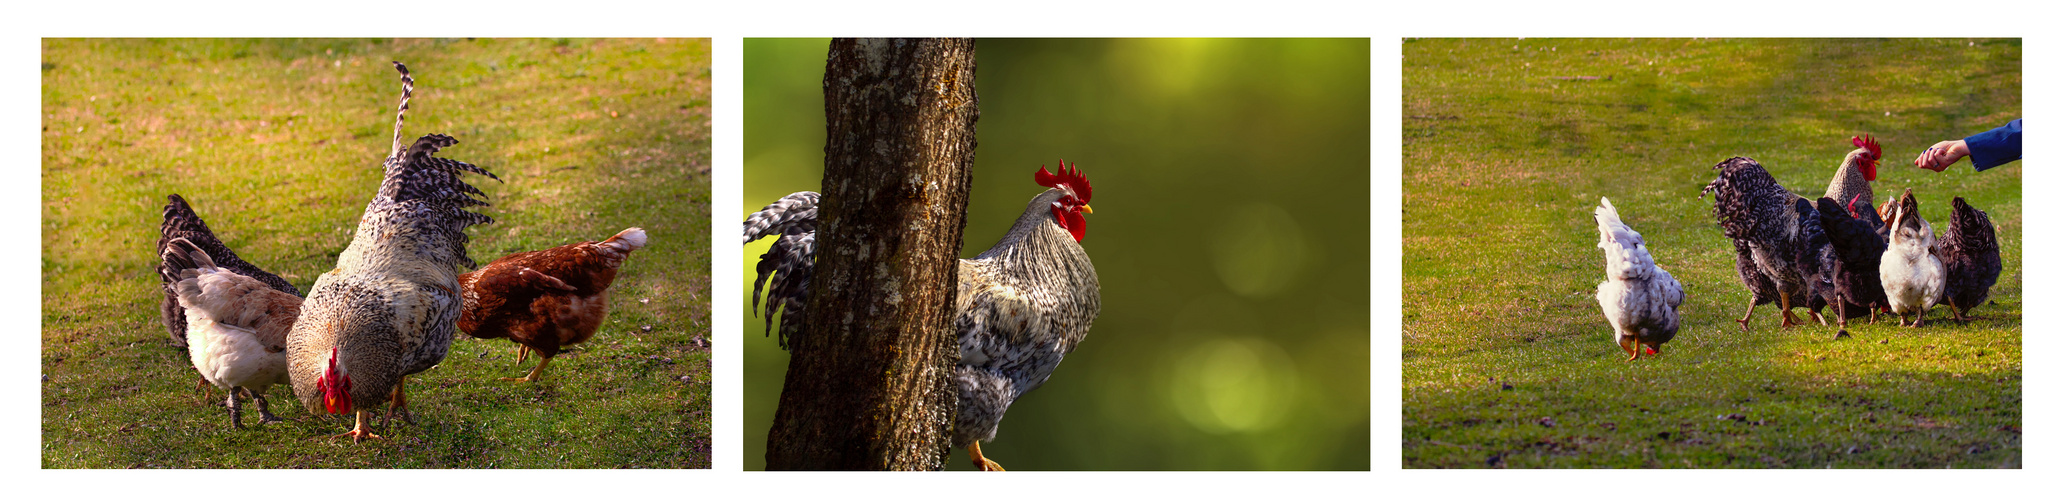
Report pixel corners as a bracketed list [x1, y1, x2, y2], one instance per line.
[970, 442, 1007, 471]
[331, 411, 386, 444]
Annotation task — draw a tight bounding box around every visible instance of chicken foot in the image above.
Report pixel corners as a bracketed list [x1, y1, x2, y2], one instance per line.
[516, 345, 531, 363]
[382, 376, 416, 427]
[251, 391, 284, 425]
[501, 356, 553, 383]
[1734, 303, 1759, 332]
[1617, 337, 1639, 362]
[1776, 294, 1805, 328]
[194, 376, 222, 405]
[969, 442, 1007, 471]
[331, 410, 385, 444]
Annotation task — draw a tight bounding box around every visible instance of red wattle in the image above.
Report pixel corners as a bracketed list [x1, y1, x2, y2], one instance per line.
[1051, 205, 1087, 241]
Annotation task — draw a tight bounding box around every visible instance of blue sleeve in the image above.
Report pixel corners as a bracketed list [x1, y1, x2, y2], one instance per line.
[1965, 118, 2021, 171]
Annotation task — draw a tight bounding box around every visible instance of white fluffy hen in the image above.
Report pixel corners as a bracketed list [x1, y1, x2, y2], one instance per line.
[1880, 188, 1946, 327]
[161, 237, 303, 428]
[1594, 197, 1685, 361]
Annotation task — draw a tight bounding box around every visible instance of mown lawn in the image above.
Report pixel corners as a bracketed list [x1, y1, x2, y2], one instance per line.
[42, 38, 713, 468]
[1403, 38, 2020, 468]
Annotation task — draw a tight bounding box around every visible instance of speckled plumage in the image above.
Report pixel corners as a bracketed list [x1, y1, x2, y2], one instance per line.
[1937, 197, 2001, 320]
[948, 188, 1101, 447]
[744, 164, 1101, 461]
[158, 194, 300, 348]
[1705, 156, 1829, 328]
[743, 192, 819, 348]
[286, 62, 497, 430]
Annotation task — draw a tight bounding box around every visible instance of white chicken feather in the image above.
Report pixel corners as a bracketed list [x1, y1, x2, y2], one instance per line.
[1594, 197, 1684, 361]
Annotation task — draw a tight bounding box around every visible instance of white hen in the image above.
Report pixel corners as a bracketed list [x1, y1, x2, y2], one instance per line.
[162, 237, 303, 428]
[1595, 197, 1685, 361]
[1879, 189, 1946, 327]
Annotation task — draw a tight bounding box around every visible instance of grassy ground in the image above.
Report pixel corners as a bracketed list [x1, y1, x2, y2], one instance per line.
[42, 38, 713, 468]
[1403, 39, 2020, 468]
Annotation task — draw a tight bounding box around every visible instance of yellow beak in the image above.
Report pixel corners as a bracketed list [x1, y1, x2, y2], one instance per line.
[1080, 205, 1093, 214]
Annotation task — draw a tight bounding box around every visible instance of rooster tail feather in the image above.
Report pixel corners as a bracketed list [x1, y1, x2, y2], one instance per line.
[743, 191, 821, 245]
[388, 61, 416, 162]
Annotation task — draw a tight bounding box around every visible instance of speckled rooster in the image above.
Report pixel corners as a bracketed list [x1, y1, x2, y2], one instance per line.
[285, 62, 498, 442]
[744, 161, 1101, 471]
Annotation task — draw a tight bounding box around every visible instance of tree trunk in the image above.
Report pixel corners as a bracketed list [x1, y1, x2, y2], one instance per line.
[765, 38, 978, 471]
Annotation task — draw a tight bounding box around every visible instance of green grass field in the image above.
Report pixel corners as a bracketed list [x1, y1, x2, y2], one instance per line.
[1403, 39, 2021, 468]
[42, 38, 712, 468]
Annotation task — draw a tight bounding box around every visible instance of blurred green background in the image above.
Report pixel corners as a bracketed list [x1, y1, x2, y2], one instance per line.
[743, 38, 1371, 470]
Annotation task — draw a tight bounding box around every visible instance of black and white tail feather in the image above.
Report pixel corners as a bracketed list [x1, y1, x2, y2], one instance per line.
[743, 191, 820, 348]
[370, 61, 501, 269]
[157, 194, 301, 348]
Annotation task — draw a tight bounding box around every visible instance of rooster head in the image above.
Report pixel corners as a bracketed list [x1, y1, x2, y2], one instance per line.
[1851, 135, 1882, 181]
[316, 347, 354, 414]
[1035, 160, 1094, 241]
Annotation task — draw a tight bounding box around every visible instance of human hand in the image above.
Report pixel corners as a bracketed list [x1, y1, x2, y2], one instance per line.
[1913, 139, 1970, 172]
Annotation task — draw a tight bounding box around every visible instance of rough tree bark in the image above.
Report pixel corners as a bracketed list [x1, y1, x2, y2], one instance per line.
[765, 38, 979, 470]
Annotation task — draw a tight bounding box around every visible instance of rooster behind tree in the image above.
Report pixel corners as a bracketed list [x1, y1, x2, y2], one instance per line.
[746, 161, 1101, 471]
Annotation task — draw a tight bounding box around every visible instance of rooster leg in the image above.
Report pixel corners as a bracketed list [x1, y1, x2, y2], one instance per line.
[501, 356, 553, 383]
[1735, 303, 1759, 332]
[1835, 302, 1848, 328]
[331, 410, 385, 444]
[969, 442, 1007, 471]
[253, 390, 284, 424]
[383, 376, 416, 427]
[516, 345, 530, 364]
[1809, 309, 1827, 326]
[1618, 337, 1638, 362]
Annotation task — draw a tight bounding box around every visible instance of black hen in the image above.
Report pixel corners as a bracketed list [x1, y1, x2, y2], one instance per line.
[1937, 197, 2002, 321]
[1815, 196, 1889, 326]
[157, 194, 301, 348]
[1704, 156, 1827, 329]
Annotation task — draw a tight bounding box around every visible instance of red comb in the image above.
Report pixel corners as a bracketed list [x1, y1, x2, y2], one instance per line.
[1034, 159, 1092, 202]
[1852, 134, 1881, 159]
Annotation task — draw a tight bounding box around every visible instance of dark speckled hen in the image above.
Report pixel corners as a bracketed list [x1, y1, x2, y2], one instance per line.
[1704, 156, 1831, 330]
[459, 228, 647, 382]
[1937, 197, 2001, 321]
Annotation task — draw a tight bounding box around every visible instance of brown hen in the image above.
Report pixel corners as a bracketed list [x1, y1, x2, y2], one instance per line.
[460, 227, 648, 382]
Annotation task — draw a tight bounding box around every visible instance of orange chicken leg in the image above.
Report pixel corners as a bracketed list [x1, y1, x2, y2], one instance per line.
[969, 442, 1006, 471]
[501, 356, 553, 383]
[332, 410, 385, 444]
